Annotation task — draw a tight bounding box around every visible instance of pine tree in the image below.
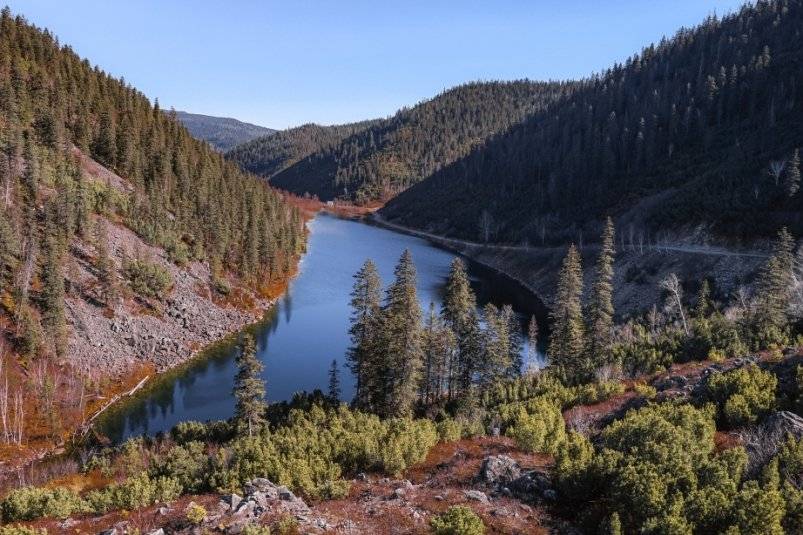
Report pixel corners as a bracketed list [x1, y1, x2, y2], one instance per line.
[40, 234, 66, 357]
[549, 245, 586, 384]
[754, 227, 796, 341]
[785, 149, 800, 197]
[695, 279, 712, 319]
[504, 304, 523, 378]
[328, 359, 341, 402]
[525, 315, 540, 374]
[233, 333, 266, 437]
[420, 302, 455, 404]
[346, 259, 382, 409]
[441, 258, 480, 394]
[94, 219, 117, 306]
[588, 217, 615, 368]
[377, 249, 423, 418]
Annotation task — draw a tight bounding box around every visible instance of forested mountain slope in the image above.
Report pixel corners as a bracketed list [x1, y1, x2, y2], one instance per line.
[174, 111, 275, 152]
[382, 0, 803, 245]
[228, 81, 573, 202]
[0, 8, 304, 452]
[226, 120, 378, 196]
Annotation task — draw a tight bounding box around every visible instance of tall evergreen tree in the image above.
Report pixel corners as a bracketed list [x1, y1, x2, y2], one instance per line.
[346, 259, 382, 409]
[377, 249, 423, 417]
[420, 302, 455, 404]
[754, 227, 797, 341]
[328, 359, 341, 402]
[94, 219, 117, 306]
[40, 235, 66, 357]
[786, 149, 800, 197]
[695, 279, 712, 319]
[549, 245, 586, 384]
[503, 304, 523, 378]
[480, 303, 511, 386]
[441, 258, 481, 394]
[525, 315, 540, 374]
[588, 217, 615, 367]
[233, 333, 266, 437]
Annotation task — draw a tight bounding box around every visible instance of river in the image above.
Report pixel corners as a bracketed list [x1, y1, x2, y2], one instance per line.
[98, 213, 546, 442]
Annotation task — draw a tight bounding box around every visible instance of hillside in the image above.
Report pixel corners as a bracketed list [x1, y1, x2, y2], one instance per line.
[226, 120, 378, 196]
[0, 8, 304, 460]
[382, 0, 803, 245]
[227, 81, 573, 202]
[174, 111, 275, 152]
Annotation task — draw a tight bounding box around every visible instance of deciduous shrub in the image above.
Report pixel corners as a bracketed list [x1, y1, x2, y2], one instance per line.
[430, 505, 485, 535]
[706, 365, 777, 427]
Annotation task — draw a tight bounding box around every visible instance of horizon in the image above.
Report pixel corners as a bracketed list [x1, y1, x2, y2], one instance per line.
[7, 1, 748, 129]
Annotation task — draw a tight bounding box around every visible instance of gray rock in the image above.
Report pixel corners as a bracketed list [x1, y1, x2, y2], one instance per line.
[147, 530, 165, 535]
[464, 489, 489, 503]
[277, 485, 296, 501]
[479, 455, 522, 485]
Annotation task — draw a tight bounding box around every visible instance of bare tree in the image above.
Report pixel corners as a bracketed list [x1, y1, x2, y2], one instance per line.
[660, 273, 689, 335]
[769, 160, 787, 186]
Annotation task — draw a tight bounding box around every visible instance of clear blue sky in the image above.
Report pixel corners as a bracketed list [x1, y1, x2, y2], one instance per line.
[8, 0, 748, 129]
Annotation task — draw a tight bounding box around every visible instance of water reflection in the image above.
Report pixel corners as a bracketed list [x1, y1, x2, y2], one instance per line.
[98, 213, 547, 442]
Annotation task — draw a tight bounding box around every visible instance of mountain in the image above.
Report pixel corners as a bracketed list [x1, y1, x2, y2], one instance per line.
[174, 111, 275, 151]
[382, 0, 803, 245]
[227, 81, 572, 202]
[226, 120, 379, 196]
[0, 6, 305, 450]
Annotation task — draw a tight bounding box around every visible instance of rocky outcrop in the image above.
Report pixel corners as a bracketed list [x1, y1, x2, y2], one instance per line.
[478, 455, 555, 504]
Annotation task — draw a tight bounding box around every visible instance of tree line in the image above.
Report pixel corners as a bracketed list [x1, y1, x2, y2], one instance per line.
[382, 0, 803, 245]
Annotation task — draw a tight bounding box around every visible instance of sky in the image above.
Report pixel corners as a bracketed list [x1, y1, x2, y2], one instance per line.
[8, 1, 748, 129]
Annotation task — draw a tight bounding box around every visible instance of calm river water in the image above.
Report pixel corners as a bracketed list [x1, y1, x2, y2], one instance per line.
[98, 213, 546, 441]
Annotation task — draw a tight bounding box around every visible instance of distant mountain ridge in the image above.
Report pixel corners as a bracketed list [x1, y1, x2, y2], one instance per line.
[174, 111, 275, 152]
[226, 81, 571, 202]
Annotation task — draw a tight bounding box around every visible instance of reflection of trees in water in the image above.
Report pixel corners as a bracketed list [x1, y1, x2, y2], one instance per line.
[283, 292, 293, 324]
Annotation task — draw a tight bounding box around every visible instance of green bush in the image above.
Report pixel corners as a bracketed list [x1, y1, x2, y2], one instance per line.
[0, 486, 85, 521]
[436, 418, 463, 442]
[84, 473, 181, 513]
[0, 527, 47, 535]
[706, 365, 777, 427]
[430, 505, 485, 535]
[504, 398, 566, 455]
[185, 502, 206, 525]
[123, 257, 173, 299]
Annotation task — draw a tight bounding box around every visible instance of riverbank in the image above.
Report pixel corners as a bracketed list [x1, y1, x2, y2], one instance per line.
[368, 213, 768, 318]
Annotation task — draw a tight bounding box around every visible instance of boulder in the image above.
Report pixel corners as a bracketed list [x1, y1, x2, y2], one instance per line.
[507, 469, 553, 502]
[464, 489, 489, 503]
[479, 455, 522, 485]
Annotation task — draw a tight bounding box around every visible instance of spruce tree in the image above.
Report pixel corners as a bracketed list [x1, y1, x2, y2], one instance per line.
[346, 259, 382, 409]
[549, 245, 586, 384]
[695, 279, 712, 319]
[420, 302, 455, 404]
[480, 303, 511, 386]
[503, 304, 523, 378]
[328, 358, 341, 402]
[754, 227, 796, 341]
[786, 148, 800, 197]
[588, 217, 615, 368]
[40, 235, 66, 357]
[233, 333, 266, 437]
[441, 258, 480, 393]
[378, 249, 423, 417]
[525, 316, 540, 374]
[94, 219, 117, 306]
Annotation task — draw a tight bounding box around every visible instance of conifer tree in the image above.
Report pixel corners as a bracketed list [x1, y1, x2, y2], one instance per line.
[695, 279, 712, 319]
[346, 259, 382, 409]
[441, 258, 481, 393]
[233, 333, 266, 437]
[40, 235, 66, 357]
[378, 249, 423, 417]
[549, 245, 586, 384]
[328, 359, 341, 402]
[786, 148, 800, 197]
[94, 219, 117, 306]
[504, 304, 523, 378]
[481, 303, 511, 386]
[525, 315, 540, 374]
[588, 217, 615, 367]
[420, 302, 455, 404]
[754, 227, 796, 340]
